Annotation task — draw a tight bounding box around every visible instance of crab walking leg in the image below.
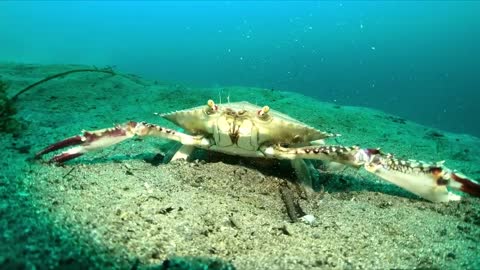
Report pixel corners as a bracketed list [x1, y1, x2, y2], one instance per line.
[263, 145, 480, 202]
[291, 159, 321, 189]
[170, 145, 196, 161]
[35, 121, 210, 163]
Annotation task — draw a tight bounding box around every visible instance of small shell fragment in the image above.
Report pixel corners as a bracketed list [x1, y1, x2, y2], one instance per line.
[299, 214, 316, 225]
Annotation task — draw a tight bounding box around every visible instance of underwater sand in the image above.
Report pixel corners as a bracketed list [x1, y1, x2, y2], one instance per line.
[1, 63, 479, 269]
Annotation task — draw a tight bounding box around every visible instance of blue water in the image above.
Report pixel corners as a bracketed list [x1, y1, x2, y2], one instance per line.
[1, 1, 479, 136]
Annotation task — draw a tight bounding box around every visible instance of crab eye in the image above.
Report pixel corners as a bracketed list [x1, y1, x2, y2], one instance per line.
[238, 110, 246, 115]
[205, 99, 218, 115]
[257, 105, 271, 120]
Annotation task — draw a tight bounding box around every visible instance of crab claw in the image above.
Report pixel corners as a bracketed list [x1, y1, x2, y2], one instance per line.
[35, 123, 137, 163]
[361, 149, 480, 202]
[35, 135, 86, 163]
[449, 172, 480, 198]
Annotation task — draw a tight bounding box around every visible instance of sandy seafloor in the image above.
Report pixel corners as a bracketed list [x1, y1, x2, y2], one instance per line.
[1, 63, 479, 269]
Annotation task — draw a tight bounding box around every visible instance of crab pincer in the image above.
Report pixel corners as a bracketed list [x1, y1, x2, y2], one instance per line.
[35, 123, 137, 163]
[35, 135, 86, 163]
[450, 172, 480, 198]
[361, 148, 480, 202]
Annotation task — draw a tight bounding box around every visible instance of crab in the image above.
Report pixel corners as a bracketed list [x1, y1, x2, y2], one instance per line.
[35, 100, 480, 203]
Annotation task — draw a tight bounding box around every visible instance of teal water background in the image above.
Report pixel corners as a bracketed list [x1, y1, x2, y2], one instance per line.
[1, 1, 478, 136]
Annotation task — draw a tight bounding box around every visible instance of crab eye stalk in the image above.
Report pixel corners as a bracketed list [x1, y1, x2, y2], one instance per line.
[207, 99, 215, 108]
[205, 99, 218, 115]
[257, 105, 271, 120]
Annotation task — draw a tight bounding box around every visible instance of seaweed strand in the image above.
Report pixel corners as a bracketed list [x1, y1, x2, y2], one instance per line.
[10, 67, 116, 101]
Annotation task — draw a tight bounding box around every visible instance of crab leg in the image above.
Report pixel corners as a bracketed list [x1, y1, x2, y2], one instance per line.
[263, 145, 480, 202]
[35, 121, 210, 163]
[263, 145, 367, 167]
